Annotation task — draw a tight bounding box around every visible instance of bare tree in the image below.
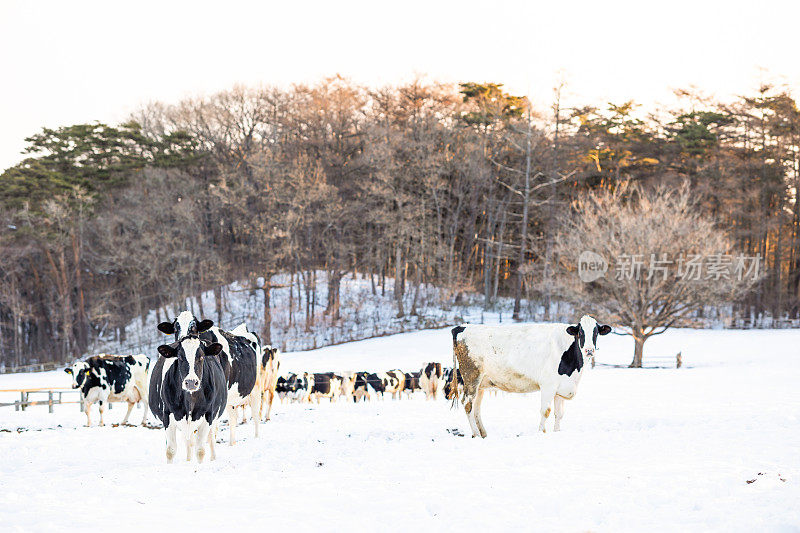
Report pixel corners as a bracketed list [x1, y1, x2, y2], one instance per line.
[554, 182, 756, 367]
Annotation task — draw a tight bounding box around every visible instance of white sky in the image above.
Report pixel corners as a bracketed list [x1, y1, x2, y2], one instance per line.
[1, 0, 799, 172]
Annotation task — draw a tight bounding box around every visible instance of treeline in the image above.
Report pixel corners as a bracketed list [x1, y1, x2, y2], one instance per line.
[1, 76, 798, 366]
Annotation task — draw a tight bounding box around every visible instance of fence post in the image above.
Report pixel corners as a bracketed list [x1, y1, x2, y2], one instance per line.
[676, 352, 682, 369]
[14, 400, 19, 412]
[48, 391, 54, 413]
[20, 391, 26, 411]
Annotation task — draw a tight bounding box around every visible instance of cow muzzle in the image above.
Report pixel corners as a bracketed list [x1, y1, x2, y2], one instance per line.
[183, 379, 200, 392]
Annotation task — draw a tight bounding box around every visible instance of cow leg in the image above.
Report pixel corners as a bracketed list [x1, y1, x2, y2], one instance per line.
[264, 389, 275, 422]
[140, 395, 150, 426]
[98, 401, 106, 426]
[121, 401, 135, 425]
[553, 396, 566, 432]
[84, 400, 92, 427]
[195, 420, 210, 463]
[473, 387, 488, 438]
[185, 432, 193, 462]
[208, 422, 218, 461]
[463, 375, 484, 438]
[538, 387, 556, 433]
[165, 422, 177, 464]
[226, 405, 238, 446]
[250, 394, 260, 438]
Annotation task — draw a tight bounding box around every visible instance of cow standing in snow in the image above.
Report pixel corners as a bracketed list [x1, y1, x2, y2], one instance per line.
[403, 371, 421, 398]
[352, 372, 372, 402]
[450, 316, 611, 438]
[149, 338, 227, 463]
[339, 372, 356, 402]
[310, 373, 343, 403]
[418, 362, 442, 400]
[384, 370, 405, 400]
[256, 345, 281, 421]
[65, 354, 150, 427]
[157, 312, 261, 445]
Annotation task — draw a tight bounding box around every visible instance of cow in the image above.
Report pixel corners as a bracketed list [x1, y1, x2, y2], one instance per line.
[149, 337, 227, 463]
[449, 315, 611, 438]
[384, 370, 405, 400]
[352, 372, 372, 402]
[403, 371, 421, 398]
[158, 312, 261, 446]
[339, 372, 356, 402]
[255, 344, 281, 421]
[418, 362, 442, 400]
[276, 373, 312, 403]
[275, 373, 294, 402]
[310, 373, 343, 403]
[65, 354, 150, 427]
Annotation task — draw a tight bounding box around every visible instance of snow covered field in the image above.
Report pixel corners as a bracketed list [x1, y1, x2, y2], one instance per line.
[1, 327, 798, 532]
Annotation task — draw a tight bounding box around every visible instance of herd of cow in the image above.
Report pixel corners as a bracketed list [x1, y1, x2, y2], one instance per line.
[64, 311, 612, 463]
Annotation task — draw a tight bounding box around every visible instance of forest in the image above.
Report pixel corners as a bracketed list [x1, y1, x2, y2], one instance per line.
[1, 76, 798, 366]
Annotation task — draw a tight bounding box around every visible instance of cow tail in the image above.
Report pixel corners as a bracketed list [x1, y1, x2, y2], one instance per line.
[450, 326, 465, 409]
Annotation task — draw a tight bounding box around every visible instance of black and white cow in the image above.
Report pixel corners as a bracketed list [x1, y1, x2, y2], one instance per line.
[383, 370, 405, 400]
[275, 373, 294, 403]
[403, 371, 421, 398]
[157, 311, 261, 445]
[450, 315, 611, 438]
[310, 373, 343, 403]
[418, 362, 442, 400]
[149, 338, 227, 463]
[276, 373, 313, 403]
[65, 354, 150, 427]
[352, 372, 372, 402]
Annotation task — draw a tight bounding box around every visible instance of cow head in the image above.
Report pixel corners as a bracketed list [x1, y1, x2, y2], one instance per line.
[566, 315, 611, 358]
[157, 338, 223, 393]
[157, 311, 214, 341]
[65, 361, 90, 389]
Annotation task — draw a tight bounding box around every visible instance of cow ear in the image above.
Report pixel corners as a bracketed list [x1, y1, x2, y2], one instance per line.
[566, 325, 579, 336]
[64, 368, 72, 374]
[197, 319, 214, 332]
[158, 344, 178, 358]
[598, 325, 612, 336]
[204, 342, 223, 356]
[157, 322, 175, 335]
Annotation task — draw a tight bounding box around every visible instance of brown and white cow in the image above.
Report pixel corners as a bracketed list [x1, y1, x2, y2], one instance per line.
[255, 345, 281, 421]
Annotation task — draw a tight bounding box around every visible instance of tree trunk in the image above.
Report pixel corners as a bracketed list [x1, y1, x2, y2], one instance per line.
[513, 110, 533, 321]
[262, 276, 272, 345]
[327, 271, 342, 322]
[214, 286, 223, 324]
[395, 243, 405, 318]
[630, 335, 645, 368]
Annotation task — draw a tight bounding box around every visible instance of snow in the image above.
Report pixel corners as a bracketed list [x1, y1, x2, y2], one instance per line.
[1, 327, 799, 531]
